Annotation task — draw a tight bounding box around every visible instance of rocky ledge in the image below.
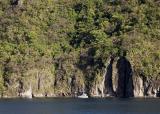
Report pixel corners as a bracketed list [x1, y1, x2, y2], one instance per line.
[1, 56, 160, 99]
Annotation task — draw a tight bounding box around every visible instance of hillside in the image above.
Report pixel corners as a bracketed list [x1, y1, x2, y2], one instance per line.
[0, 0, 160, 98]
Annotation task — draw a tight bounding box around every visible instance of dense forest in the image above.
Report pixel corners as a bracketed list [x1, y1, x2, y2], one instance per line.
[0, 0, 160, 97]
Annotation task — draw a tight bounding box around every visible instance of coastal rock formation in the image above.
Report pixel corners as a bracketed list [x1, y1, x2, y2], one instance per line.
[115, 56, 134, 98]
[0, 0, 159, 99]
[133, 76, 144, 97]
[104, 57, 115, 97]
[1, 56, 160, 98]
[90, 76, 105, 97]
[20, 86, 32, 98]
[103, 57, 160, 98]
[102, 56, 160, 98]
[102, 55, 134, 98]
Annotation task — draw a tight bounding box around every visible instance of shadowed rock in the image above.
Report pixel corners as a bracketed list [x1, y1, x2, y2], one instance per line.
[116, 56, 134, 98]
[10, 0, 19, 5]
[104, 57, 115, 96]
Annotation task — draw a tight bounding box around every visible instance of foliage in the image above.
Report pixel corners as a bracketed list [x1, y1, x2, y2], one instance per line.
[0, 0, 159, 93]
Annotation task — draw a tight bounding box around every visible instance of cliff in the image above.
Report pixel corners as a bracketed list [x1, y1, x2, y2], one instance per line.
[0, 0, 160, 98]
[1, 55, 160, 98]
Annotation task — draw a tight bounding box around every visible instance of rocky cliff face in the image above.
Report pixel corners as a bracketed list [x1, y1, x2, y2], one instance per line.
[1, 56, 160, 98]
[104, 56, 160, 98]
[0, 0, 159, 99]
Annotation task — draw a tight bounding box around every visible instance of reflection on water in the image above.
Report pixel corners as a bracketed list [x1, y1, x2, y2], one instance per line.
[0, 98, 160, 114]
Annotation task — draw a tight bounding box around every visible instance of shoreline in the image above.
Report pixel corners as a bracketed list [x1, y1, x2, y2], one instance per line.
[0, 96, 159, 99]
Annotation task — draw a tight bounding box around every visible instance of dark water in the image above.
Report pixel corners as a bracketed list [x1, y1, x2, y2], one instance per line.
[0, 98, 160, 114]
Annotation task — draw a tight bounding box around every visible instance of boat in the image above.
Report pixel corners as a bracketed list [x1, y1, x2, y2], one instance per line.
[77, 93, 88, 98]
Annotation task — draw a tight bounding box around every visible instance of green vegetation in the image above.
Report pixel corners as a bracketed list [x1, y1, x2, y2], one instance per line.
[0, 0, 159, 94]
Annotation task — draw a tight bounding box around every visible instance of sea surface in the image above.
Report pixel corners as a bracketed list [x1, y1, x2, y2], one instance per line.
[0, 98, 160, 114]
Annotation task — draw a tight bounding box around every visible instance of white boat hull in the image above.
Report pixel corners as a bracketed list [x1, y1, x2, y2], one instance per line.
[77, 93, 88, 98]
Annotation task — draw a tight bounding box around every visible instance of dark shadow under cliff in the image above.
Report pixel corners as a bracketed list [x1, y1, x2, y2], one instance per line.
[104, 57, 115, 96]
[116, 56, 134, 98]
